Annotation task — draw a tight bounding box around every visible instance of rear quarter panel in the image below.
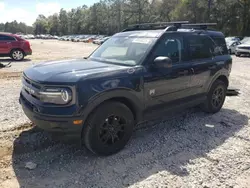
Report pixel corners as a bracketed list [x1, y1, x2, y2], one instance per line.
[203, 54, 232, 92]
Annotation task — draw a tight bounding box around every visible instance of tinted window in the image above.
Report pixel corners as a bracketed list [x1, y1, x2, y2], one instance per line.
[187, 35, 213, 60]
[0, 35, 16, 41]
[211, 36, 228, 55]
[153, 35, 184, 63]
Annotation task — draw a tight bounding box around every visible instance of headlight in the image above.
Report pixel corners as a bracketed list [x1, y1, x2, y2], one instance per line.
[39, 88, 72, 104]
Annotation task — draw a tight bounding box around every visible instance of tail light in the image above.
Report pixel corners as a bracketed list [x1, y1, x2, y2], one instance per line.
[25, 40, 30, 48]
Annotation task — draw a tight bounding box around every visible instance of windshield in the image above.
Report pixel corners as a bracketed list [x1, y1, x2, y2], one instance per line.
[89, 36, 156, 66]
[241, 37, 250, 44]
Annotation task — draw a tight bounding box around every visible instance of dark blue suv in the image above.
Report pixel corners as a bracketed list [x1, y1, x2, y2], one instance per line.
[20, 22, 232, 155]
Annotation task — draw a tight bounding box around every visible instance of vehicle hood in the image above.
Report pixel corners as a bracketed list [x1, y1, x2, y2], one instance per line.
[24, 59, 130, 84]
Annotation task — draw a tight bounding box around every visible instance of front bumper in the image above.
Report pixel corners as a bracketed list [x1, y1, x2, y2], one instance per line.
[19, 94, 83, 137]
[235, 49, 250, 55]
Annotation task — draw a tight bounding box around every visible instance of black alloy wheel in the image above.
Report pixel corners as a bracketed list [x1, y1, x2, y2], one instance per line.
[82, 101, 134, 155]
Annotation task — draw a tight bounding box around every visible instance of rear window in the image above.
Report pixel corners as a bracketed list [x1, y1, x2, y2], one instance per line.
[13, 35, 24, 41]
[187, 35, 213, 60]
[211, 36, 228, 55]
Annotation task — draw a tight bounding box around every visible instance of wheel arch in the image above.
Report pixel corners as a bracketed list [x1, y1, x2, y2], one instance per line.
[80, 90, 144, 125]
[216, 75, 229, 87]
[207, 74, 229, 93]
[10, 48, 25, 54]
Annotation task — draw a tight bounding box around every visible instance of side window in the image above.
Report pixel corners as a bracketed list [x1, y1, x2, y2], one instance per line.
[0, 35, 5, 41]
[153, 36, 183, 63]
[232, 42, 237, 46]
[187, 35, 212, 60]
[0, 35, 15, 41]
[211, 37, 228, 55]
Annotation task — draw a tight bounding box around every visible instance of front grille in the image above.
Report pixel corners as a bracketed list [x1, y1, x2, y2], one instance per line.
[22, 75, 42, 100]
[238, 47, 250, 50]
[23, 77, 41, 90]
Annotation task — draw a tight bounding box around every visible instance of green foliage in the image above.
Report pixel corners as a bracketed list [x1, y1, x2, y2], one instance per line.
[0, 21, 33, 34]
[2, 0, 250, 36]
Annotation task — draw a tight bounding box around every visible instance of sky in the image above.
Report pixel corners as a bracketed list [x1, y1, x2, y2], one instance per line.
[0, 0, 99, 26]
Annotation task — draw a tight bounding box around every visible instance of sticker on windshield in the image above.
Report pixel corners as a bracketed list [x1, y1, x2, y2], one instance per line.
[132, 38, 151, 44]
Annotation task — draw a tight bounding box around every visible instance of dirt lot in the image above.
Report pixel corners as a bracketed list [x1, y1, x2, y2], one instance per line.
[0, 40, 250, 188]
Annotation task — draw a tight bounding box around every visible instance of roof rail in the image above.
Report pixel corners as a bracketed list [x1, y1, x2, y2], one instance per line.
[122, 21, 189, 32]
[182, 23, 217, 30]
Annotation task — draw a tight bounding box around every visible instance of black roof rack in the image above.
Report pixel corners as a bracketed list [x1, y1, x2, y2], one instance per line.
[181, 23, 217, 30]
[122, 22, 217, 32]
[122, 21, 189, 32]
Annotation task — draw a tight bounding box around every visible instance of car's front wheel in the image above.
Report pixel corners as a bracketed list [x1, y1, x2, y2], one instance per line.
[11, 49, 24, 61]
[82, 101, 134, 155]
[201, 80, 227, 113]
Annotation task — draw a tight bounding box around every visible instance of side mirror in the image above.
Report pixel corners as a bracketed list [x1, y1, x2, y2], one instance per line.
[153, 56, 172, 68]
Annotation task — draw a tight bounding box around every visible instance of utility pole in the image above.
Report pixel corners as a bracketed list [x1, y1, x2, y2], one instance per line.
[207, 0, 212, 22]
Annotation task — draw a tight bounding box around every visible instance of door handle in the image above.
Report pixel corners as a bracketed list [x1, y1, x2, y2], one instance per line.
[178, 70, 189, 75]
[209, 65, 216, 69]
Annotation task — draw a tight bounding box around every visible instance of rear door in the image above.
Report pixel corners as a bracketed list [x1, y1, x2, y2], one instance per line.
[187, 35, 217, 96]
[0, 34, 15, 54]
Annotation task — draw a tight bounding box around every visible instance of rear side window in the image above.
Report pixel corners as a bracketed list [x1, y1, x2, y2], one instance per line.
[187, 35, 213, 60]
[211, 37, 228, 55]
[0, 35, 16, 41]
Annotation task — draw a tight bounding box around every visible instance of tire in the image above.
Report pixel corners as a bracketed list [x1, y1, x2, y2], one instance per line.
[11, 49, 24, 61]
[82, 101, 134, 156]
[201, 80, 227, 113]
[235, 53, 240, 57]
[229, 49, 231, 54]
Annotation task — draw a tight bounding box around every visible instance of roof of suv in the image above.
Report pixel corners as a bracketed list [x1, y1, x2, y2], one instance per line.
[114, 29, 224, 38]
[0, 32, 20, 37]
[0, 32, 13, 36]
[115, 22, 225, 38]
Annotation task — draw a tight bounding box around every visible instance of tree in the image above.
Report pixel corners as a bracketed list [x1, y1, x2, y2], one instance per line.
[28, 0, 250, 36]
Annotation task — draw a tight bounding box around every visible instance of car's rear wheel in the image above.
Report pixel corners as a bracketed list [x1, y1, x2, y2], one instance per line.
[11, 49, 24, 61]
[201, 80, 227, 113]
[235, 53, 241, 57]
[82, 101, 134, 155]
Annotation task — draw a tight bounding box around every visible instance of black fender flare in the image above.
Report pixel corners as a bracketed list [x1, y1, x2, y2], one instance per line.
[206, 72, 229, 93]
[79, 88, 144, 124]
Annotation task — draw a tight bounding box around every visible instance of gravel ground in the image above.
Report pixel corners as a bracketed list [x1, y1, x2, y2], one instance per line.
[0, 42, 249, 188]
[0, 40, 97, 131]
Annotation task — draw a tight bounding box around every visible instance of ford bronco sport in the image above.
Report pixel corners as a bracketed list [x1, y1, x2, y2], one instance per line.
[20, 22, 232, 155]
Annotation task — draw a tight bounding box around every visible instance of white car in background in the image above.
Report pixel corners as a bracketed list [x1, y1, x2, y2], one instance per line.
[227, 41, 241, 54]
[225, 37, 240, 44]
[235, 37, 250, 57]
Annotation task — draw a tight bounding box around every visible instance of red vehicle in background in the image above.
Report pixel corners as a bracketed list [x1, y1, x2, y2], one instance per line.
[0, 32, 32, 61]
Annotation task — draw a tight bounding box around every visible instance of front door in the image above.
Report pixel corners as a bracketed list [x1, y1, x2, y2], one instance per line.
[143, 34, 192, 115]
